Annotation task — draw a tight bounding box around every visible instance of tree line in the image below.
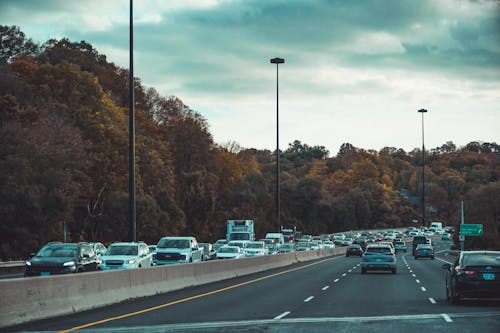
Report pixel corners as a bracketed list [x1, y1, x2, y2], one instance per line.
[1, 26, 498, 259]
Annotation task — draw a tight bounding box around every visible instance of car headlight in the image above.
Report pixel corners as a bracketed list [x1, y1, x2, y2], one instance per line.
[180, 253, 188, 260]
[25, 261, 31, 266]
[127, 259, 136, 264]
[63, 261, 76, 267]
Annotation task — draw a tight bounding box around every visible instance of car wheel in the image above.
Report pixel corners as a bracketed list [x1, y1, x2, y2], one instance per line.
[346, 254, 349, 257]
[76, 266, 84, 273]
[392, 268, 397, 274]
[432, 256, 435, 259]
[415, 256, 418, 259]
[361, 268, 367, 274]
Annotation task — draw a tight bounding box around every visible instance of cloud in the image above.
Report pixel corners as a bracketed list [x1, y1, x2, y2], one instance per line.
[1, 0, 498, 152]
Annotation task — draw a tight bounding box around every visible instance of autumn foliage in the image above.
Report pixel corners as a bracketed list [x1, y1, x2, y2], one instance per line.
[1, 26, 499, 259]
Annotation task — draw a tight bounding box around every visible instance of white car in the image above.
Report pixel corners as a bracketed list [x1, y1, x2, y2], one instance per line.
[216, 246, 244, 259]
[228, 240, 249, 249]
[101, 242, 152, 270]
[322, 241, 335, 249]
[244, 241, 268, 257]
[310, 240, 322, 250]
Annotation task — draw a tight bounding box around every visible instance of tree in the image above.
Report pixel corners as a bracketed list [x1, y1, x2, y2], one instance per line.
[0, 25, 39, 66]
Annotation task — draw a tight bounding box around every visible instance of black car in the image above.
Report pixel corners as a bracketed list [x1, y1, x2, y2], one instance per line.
[25, 242, 100, 276]
[442, 251, 500, 303]
[346, 244, 364, 257]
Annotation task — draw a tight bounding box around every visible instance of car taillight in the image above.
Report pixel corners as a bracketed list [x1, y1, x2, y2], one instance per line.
[456, 268, 477, 276]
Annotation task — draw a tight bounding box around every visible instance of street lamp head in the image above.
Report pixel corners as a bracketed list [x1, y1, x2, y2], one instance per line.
[270, 57, 285, 64]
[418, 108, 428, 113]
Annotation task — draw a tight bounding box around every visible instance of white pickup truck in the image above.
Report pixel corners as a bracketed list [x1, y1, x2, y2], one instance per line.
[154, 236, 204, 265]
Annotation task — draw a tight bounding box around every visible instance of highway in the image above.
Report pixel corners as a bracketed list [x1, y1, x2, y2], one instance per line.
[6, 238, 500, 333]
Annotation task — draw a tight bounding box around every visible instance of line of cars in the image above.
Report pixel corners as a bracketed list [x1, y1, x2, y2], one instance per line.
[23, 233, 313, 276]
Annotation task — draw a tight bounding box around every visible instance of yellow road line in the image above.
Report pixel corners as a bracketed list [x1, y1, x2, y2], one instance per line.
[58, 257, 333, 332]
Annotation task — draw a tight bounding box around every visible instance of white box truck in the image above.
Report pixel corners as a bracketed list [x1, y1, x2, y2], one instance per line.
[227, 220, 255, 242]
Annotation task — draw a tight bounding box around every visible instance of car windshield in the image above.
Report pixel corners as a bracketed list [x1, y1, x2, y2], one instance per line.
[157, 239, 191, 249]
[106, 245, 138, 256]
[37, 244, 77, 258]
[462, 253, 500, 266]
[247, 243, 264, 249]
[219, 247, 237, 253]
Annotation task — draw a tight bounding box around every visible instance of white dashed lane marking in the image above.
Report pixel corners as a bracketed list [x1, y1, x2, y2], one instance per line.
[322, 286, 330, 291]
[274, 311, 290, 320]
[304, 296, 314, 302]
[441, 313, 453, 322]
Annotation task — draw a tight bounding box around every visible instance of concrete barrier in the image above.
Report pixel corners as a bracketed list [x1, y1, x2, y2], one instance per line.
[0, 247, 345, 329]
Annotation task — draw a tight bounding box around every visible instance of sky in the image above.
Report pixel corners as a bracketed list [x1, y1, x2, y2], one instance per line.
[1, 0, 499, 154]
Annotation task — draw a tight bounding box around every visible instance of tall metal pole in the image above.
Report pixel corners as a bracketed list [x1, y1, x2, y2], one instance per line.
[418, 108, 427, 227]
[129, 0, 136, 242]
[270, 58, 284, 227]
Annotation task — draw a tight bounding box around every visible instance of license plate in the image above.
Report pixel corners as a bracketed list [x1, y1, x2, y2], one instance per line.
[41, 272, 50, 276]
[483, 273, 495, 280]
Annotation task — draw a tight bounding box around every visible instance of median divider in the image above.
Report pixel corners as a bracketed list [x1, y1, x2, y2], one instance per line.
[0, 247, 345, 329]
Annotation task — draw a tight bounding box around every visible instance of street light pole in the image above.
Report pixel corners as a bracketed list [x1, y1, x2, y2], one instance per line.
[129, 0, 136, 242]
[270, 57, 284, 227]
[418, 108, 427, 228]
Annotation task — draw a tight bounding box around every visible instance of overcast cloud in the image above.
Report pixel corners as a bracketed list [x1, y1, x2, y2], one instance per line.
[1, 0, 499, 153]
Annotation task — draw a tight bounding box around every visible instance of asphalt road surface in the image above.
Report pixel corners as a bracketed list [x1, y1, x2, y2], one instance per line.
[5, 238, 500, 333]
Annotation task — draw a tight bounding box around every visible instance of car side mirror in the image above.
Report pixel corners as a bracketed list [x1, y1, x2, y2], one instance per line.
[442, 263, 451, 270]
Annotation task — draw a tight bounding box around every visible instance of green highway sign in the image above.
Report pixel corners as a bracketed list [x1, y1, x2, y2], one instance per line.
[460, 224, 483, 236]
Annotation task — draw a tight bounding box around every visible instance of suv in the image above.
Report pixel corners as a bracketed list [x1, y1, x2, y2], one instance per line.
[412, 236, 430, 256]
[414, 244, 435, 259]
[361, 244, 397, 274]
[101, 242, 152, 270]
[155, 236, 203, 265]
[25, 242, 100, 276]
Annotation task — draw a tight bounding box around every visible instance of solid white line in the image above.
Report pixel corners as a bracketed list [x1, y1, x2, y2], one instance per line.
[322, 286, 330, 291]
[304, 296, 314, 302]
[274, 311, 291, 320]
[435, 257, 453, 265]
[429, 298, 436, 304]
[441, 313, 453, 322]
[334, 278, 340, 283]
[421, 287, 427, 292]
[342, 273, 347, 277]
[416, 279, 420, 283]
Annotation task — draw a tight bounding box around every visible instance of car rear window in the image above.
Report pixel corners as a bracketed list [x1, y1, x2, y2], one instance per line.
[158, 239, 191, 249]
[462, 253, 500, 267]
[365, 247, 391, 253]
